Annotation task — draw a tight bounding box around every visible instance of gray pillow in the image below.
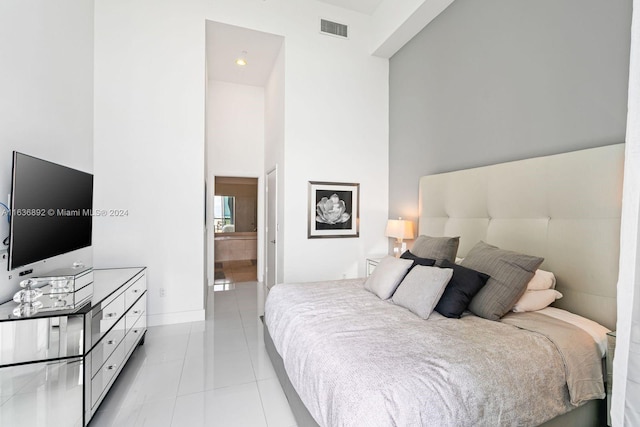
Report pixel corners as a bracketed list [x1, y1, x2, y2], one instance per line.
[364, 256, 413, 300]
[462, 241, 544, 320]
[411, 235, 460, 263]
[392, 266, 454, 319]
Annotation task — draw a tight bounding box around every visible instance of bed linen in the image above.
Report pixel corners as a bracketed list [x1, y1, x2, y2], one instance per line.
[264, 278, 605, 427]
[501, 312, 604, 405]
[537, 307, 611, 357]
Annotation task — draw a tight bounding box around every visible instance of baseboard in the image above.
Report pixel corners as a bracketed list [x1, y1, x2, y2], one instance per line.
[147, 309, 205, 327]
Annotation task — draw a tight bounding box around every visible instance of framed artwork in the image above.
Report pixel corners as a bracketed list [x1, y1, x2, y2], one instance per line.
[308, 181, 360, 239]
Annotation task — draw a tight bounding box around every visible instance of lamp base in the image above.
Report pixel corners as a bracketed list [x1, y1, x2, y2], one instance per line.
[392, 241, 407, 258]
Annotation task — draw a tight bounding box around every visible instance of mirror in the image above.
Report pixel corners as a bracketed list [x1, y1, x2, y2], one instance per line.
[213, 176, 258, 234]
[213, 196, 235, 233]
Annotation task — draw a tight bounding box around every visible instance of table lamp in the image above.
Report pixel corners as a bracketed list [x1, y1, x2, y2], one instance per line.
[385, 218, 415, 257]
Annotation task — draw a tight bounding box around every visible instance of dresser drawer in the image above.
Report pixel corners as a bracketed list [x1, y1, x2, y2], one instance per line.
[125, 275, 146, 309]
[126, 296, 146, 333]
[91, 317, 126, 378]
[91, 341, 125, 408]
[91, 293, 126, 347]
[124, 314, 147, 356]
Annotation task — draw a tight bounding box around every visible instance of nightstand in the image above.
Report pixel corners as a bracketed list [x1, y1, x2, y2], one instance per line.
[365, 256, 386, 277]
[606, 331, 616, 427]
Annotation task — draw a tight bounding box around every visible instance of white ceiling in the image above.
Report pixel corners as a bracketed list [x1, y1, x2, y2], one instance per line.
[317, 0, 384, 15]
[206, 0, 443, 84]
[206, 22, 284, 87]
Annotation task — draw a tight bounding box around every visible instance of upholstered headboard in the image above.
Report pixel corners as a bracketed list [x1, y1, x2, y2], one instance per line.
[418, 144, 624, 330]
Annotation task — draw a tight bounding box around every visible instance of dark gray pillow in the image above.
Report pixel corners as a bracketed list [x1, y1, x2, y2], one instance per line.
[411, 235, 460, 263]
[434, 259, 490, 319]
[400, 250, 437, 270]
[462, 241, 544, 320]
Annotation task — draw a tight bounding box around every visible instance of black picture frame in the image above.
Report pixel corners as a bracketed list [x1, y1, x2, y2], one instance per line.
[308, 181, 360, 239]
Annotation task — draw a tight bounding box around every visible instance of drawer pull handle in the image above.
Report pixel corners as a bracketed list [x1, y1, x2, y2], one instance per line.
[107, 364, 117, 371]
[105, 312, 118, 318]
[132, 289, 140, 293]
[133, 310, 141, 315]
[107, 340, 115, 345]
[133, 329, 139, 333]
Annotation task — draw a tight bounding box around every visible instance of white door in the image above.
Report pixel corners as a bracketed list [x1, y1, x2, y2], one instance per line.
[266, 168, 277, 289]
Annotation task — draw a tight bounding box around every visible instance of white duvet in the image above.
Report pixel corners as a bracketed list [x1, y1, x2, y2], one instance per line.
[265, 278, 603, 427]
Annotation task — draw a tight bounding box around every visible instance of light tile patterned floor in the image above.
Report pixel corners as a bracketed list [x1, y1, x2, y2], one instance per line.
[214, 260, 258, 285]
[89, 282, 296, 427]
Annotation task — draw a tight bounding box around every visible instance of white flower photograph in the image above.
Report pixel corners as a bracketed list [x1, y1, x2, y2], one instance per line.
[308, 181, 359, 238]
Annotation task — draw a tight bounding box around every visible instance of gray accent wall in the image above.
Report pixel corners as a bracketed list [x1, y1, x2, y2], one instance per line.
[389, 0, 632, 222]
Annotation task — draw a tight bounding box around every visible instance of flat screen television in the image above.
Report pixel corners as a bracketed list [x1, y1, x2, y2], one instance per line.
[8, 152, 93, 270]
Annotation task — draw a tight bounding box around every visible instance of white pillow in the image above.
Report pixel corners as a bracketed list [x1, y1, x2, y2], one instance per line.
[526, 269, 556, 290]
[512, 289, 563, 312]
[364, 256, 413, 300]
[392, 266, 453, 319]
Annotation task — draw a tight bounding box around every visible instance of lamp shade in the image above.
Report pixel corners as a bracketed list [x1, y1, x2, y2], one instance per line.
[385, 219, 415, 240]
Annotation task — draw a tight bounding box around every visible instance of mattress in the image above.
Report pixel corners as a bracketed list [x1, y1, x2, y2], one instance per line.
[264, 278, 604, 427]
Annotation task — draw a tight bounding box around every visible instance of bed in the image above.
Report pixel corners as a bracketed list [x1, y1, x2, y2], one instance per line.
[264, 144, 624, 427]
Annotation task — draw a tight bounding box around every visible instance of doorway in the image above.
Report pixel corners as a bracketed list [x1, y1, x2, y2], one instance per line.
[213, 176, 258, 288]
[204, 20, 284, 308]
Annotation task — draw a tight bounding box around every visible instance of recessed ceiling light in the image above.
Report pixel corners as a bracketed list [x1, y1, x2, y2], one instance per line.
[235, 51, 248, 66]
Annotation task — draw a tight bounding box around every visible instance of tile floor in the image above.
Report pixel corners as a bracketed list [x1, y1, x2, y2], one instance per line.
[214, 260, 258, 285]
[89, 282, 296, 427]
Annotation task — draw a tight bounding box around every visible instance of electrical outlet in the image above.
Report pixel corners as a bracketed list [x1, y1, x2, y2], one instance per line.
[159, 288, 166, 298]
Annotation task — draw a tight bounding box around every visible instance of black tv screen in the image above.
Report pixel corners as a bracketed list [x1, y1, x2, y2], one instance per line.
[8, 152, 93, 270]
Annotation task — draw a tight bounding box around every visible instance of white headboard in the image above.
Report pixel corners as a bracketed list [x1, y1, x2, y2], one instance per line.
[419, 144, 624, 330]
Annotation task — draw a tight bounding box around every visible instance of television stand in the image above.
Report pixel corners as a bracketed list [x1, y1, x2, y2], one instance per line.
[0, 267, 147, 427]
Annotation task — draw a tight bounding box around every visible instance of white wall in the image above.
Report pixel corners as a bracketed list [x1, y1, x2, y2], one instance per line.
[207, 80, 265, 280]
[208, 82, 265, 176]
[370, 0, 454, 57]
[94, 0, 209, 325]
[282, 33, 389, 281]
[94, 0, 389, 325]
[264, 45, 286, 284]
[0, 0, 94, 304]
[211, 0, 390, 282]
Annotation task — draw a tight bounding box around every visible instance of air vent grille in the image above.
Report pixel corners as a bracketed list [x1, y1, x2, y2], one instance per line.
[320, 19, 348, 38]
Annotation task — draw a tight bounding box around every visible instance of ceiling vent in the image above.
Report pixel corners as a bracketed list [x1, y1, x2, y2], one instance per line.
[320, 19, 348, 39]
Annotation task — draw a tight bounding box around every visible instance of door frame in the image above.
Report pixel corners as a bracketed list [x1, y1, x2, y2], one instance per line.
[265, 166, 278, 289]
[208, 174, 264, 284]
